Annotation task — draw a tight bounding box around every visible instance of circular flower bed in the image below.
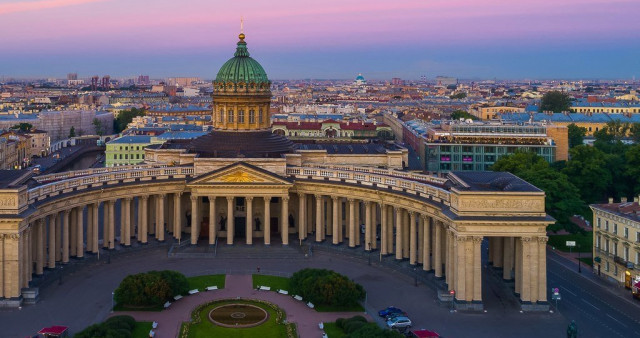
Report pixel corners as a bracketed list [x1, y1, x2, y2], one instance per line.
[209, 303, 269, 328]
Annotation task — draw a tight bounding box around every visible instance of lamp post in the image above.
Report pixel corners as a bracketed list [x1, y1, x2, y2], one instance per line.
[111, 291, 114, 313]
[413, 267, 418, 287]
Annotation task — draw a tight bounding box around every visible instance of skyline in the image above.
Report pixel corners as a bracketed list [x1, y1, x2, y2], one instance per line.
[1, 0, 639, 79]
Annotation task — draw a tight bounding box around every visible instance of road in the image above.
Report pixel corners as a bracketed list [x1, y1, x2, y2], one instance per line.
[547, 249, 640, 337]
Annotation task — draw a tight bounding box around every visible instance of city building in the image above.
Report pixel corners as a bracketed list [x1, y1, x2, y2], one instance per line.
[591, 198, 640, 289]
[25, 129, 50, 157]
[0, 32, 551, 313]
[418, 120, 567, 172]
[271, 119, 393, 140]
[105, 135, 153, 167]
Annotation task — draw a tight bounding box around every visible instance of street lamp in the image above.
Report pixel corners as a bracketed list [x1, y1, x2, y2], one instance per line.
[413, 267, 418, 287]
[111, 291, 115, 313]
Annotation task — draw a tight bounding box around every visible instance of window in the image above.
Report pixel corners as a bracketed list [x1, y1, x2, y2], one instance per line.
[605, 261, 609, 272]
[637, 232, 640, 243]
[613, 244, 618, 256]
[259, 108, 263, 123]
[605, 239, 610, 252]
[238, 110, 245, 123]
[219, 110, 223, 123]
[605, 221, 609, 231]
[624, 246, 629, 261]
[125, 154, 128, 159]
[596, 235, 601, 248]
[637, 252, 640, 264]
[597, 218, 601, 228]
[624, 227, 629, 239]
[228, 109, 234, 123]
[613, 223, 618, 235]
[249, 109, 255, 123]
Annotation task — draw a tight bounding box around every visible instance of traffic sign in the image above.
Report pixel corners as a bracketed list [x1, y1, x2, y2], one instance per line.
[566, 241, 576, 247]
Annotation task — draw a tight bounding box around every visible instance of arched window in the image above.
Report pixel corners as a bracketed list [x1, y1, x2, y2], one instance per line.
[249, 109, 255, 123]
[238, 109, 245, 123]
[218, 110, 223, 123]
[228, 109, 234, 123]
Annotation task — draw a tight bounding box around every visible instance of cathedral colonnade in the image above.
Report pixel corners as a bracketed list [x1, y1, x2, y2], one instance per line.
[0, 164, 552, 311]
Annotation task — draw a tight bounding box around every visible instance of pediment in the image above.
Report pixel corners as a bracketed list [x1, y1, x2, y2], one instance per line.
[189, 162, 291, 186]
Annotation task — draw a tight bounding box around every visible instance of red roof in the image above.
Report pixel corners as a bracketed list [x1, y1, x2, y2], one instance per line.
[38, 326, 68, 335]
[411, 329, 440, 338]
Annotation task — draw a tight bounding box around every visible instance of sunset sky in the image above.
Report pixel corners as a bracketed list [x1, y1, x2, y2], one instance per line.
[1, 0, 639, 79]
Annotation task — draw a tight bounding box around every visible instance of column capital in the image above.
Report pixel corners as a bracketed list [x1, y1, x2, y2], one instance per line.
[264, 196, 272, 202]
[472, 236, 483, 243]
[421, 214, 429, 221]
[226, 196, 234, 202]
[331, 195, 339, 201]
[158, 194, 166, 200]
[519, 236, 533, 243]
[393, 206, 401, 212]
[298, 192, 306, 198]
[408, 211, 416, 216]
[124, 197, 133, 202]
[191, 195, 199, 202]
[314, 194, 322, 199]
[63, 209, 71, 216]
[362, 200, 370, 206]
[347, 198, 355, 203]
[208, 195, 217, 201]
[37, 218, 45, 225]
[176, 191, 183, 197]
[140, 195, 149, 201]
[537, 236, 548, 244]
[246, 196, 254, 202]
[455, 234, 468, 242]
[282, 195, 290, 202]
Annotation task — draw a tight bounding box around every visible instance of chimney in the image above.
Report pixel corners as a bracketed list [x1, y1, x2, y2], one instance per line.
[621, 197, 627, 203]
[608, 197, 614, 204]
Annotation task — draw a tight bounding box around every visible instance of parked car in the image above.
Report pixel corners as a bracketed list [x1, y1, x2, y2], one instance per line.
[387, 316, 412, 329]
[378, 306, 404, 317]
[386, 312, 409, 321]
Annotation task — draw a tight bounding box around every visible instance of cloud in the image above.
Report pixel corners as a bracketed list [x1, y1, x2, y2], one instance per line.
[0, 0, 106, 15]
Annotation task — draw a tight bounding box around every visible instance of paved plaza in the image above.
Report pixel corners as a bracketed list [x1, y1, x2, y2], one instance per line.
[0, 244, 576, 338]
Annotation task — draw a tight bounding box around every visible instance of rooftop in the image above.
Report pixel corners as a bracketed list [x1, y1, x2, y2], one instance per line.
[108, 135, 152, 144]
[448, 171, 542, 192]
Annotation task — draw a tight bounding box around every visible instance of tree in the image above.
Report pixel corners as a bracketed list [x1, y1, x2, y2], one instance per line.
[10, 123, 33, 131]
[563, 145, 611, 204]
[629, 123, 640, 144]
[566, 123, 586, 148]
[290, 269, 365, 308]
[593, 121, 629, 154]
[540, 91, 571, 113]
[449, 92, 467, 100]
[92, 118, 104, 136]
[624, 145, 640, 195]
[490, 151, 549, 174]
[68, 126, 76, 138]
[450, 110, 477, 121]
[113, 108, 145, 133]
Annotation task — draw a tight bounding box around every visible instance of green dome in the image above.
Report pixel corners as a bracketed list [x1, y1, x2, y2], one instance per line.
[215, 34, 269, 84]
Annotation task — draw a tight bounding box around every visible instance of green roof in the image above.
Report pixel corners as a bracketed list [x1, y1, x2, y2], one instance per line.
[215, 34, 269, 84]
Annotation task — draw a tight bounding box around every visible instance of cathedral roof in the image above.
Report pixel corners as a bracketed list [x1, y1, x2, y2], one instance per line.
[215, 33, 269, 85]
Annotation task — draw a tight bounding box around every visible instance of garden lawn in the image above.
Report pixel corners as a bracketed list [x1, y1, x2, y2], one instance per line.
[316, 303, 364, 312]
[323, 322, 346, 338]
[182, 300, 287, 338]
[187, 274, 226, 291]
[252, 274, 290, 291]
[548, 232, 592, 253]
[131, 322, 153, 338]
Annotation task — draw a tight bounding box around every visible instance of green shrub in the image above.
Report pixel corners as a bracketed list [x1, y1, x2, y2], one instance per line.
[114, 270, 187, 307]
[336, 317, 345, 329]
[290, 269, 365, 308]
[347, 323, 404, 338]
[343, 320, 366, 333]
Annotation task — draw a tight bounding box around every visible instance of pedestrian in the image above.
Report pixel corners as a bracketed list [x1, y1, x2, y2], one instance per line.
[257, 267, 261, 273]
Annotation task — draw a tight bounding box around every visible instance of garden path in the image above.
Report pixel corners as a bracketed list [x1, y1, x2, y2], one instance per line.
[116, 274, 370, 338]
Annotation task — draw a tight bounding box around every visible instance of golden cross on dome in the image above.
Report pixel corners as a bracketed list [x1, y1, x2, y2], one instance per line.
[240, 16, 244, 34]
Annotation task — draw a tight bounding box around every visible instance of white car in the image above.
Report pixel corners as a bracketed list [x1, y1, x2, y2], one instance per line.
[387, 316, 412, 329]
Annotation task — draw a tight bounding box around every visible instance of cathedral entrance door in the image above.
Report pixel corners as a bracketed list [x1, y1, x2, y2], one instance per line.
[235, 217, 246, 239]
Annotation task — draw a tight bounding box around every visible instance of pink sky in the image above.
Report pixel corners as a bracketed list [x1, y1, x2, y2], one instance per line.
[1, 0, 638, 51]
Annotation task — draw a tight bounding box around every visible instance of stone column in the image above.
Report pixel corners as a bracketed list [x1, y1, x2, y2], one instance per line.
[190, 195, 199, 245]
[226, 196, 234, 245]
[409, 212, 417, 265]
[455, 235, 467, 301]
[102, 202, 110, 249]
[338, 198, 344, 243]
[48, 213, 56, 268]
[519, 237, 531, 302]
[445, 229, 452, 287]
[417, 214, 424, 264]
[515, 237, 522, 295]
[108, 200, 115, 248]
[472, 236, 483, 302]
[264, 197, 271, 245]
[503, 237, 514, 280]
[298, 193, 306, 240]
[529, 237, 539, 302]
[364, 201, 372, 250]
[422, 216, 431, 270]
[371, 203, 378, 250]
[174, 193, 182, 240]
[281, 196, 289, 245]
[537, 237, 548, 302]
[315, 194, 323, 242]
[209, 196, 217, 245]
[148, 195, 155, 236]
[246, 197, 253, 245]
[122, 198, 131, 246]
[36, 218, 44, 275]
[91, 203, 99, 252]
[402, 210, 410, 259]
[395, 207, 403, 260]
[86, 205, 94, 253]
[348, 198, 356, 247]
[493, 237, 504, 268]
[380, 204, 388, 255]
[355, 201, 361, 246]
[386, 205, 394, 254]
[434, 221, 442, 277]
[156, 194, 165, 241]
[332, 196, 339, 245]
[76, 206, 83, 257]
[140, 196, 149, 244]
[55, 212, 61, 261]
[62, 210, 70, 263]
[70, 209, 77, 257]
